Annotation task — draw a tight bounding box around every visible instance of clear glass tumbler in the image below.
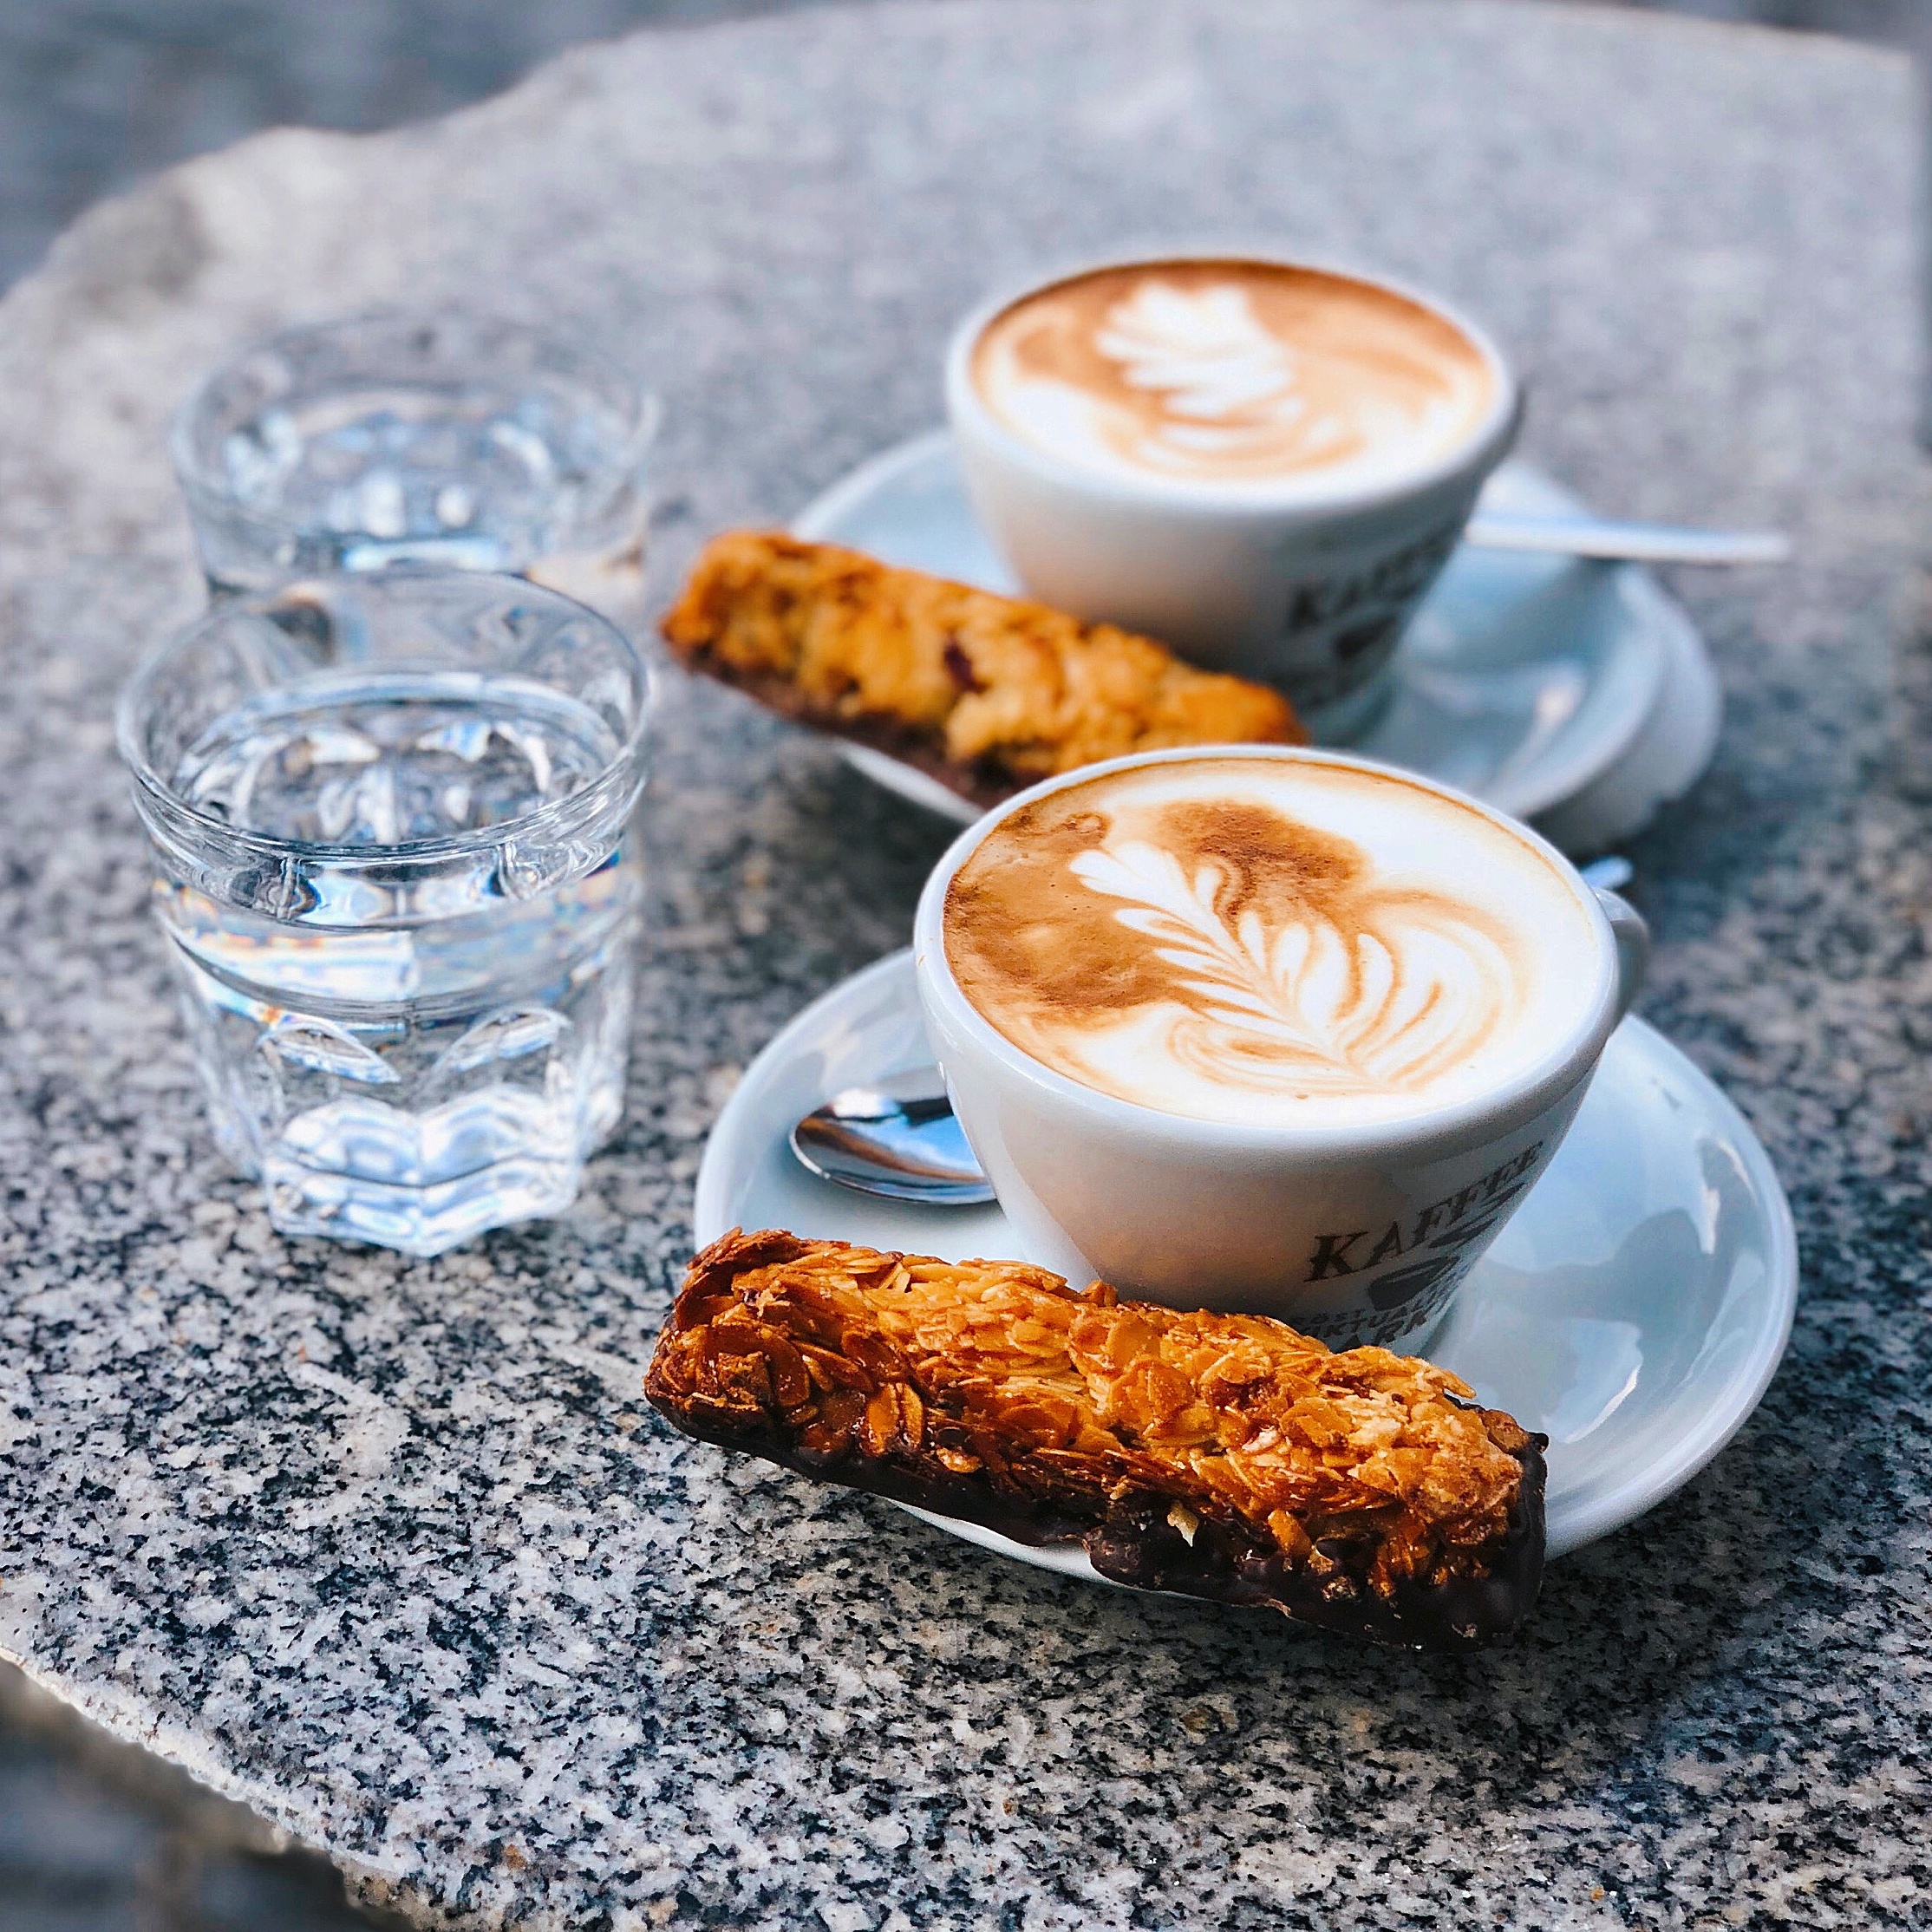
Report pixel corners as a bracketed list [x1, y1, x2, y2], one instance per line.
[170, 314, 657, 625]
[117, 570, 652, 1256]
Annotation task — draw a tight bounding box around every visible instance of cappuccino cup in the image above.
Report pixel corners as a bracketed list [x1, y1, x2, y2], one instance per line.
[912, 747, 1645, 1350]
[945, 256, 1521, 739]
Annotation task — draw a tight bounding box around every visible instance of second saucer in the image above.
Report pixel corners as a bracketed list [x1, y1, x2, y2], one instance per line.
[793, 430, 1720, 855]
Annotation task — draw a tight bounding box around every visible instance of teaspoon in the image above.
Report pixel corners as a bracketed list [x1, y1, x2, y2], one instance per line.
[789, 1077, 995, 1204]
[789, 858, 1637, 1204]
[1463, 514, 1789, 567]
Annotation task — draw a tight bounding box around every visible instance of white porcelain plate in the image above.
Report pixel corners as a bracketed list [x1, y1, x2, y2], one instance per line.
[793, 432, 1721, 854]
[695, 950, 1796, 1572]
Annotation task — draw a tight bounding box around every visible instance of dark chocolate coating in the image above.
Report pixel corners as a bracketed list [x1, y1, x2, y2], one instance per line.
[654, 1398, 1547, 1652]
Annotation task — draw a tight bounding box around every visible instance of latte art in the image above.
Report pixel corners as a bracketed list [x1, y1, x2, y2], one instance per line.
[1066, 839, 1515, 1097]
[971, 261, 1498, 496]
[944, 759, 1601, 1129]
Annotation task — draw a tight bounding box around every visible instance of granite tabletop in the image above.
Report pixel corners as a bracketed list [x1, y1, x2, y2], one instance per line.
[1, 1, 1928, 1925]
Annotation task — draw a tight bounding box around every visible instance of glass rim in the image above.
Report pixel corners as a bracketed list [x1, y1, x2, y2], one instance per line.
[166, 310, 661, 537]
[114, 568, 655, 871]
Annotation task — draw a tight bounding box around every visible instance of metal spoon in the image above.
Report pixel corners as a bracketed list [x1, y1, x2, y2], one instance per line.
[790, 1074, 995, 1204]
[1464, 513, 1788, 566]
[789, 858, 1637, 1204]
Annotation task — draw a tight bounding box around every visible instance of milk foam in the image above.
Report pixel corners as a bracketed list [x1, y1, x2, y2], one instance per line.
[970, 262, 1496, 497]
[943, 758, 1601, 1129]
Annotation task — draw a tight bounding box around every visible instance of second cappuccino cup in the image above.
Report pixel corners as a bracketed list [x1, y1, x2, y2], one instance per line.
[912, 747, 1645, 1350]
[945, 256, 1521, 740]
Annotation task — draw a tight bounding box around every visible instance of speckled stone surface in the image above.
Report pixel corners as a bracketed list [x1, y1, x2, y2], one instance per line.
[0, 2, 1928, 1925]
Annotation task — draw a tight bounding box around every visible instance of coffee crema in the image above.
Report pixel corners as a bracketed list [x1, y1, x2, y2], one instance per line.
[943, 758, 1599, 1128]
[969, 260, 1496, 496]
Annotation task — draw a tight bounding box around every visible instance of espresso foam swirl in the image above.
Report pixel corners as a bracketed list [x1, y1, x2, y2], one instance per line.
[943, 760, 1598, 1129]
[970, 261, 1496, 494]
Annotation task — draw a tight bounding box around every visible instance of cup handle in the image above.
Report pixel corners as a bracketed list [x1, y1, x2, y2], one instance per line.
[1595, 887, 1650, 1023]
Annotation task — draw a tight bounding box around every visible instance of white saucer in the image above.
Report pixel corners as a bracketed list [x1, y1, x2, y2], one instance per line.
[695, 951, 1796, 1571]
[793, 432, 1721, 855]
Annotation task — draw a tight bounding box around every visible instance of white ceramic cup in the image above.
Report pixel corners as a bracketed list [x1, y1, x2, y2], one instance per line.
[944, 255, 1523, 741]
[912, 747, 1647, 1351]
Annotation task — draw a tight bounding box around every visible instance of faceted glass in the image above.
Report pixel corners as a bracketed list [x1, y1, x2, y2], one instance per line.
[117, 571, 652, 1256]
[170, 313, 656, 627]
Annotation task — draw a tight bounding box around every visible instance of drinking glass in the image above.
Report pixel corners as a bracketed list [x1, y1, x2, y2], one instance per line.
[117, 571, 652, 1256]
[170, 314, 657, 625]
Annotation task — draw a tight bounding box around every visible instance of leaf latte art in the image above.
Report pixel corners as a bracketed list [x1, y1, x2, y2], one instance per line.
[944, 760, 1598, 1129]
[970, 259, 1497, 494]
[1065, 839, 1512, 1099]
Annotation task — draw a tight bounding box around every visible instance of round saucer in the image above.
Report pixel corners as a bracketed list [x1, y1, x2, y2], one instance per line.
[792, 431, 1721, 855]
[695, 950, 1796, 1569]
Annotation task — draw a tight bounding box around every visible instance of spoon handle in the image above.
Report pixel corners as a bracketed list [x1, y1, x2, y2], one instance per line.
[1465, 514, 1790, 566]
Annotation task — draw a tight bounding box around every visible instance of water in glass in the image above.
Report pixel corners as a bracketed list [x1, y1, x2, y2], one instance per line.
[121, 573, 649, 1256]
[172, 315, 655, 624]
